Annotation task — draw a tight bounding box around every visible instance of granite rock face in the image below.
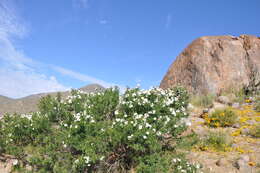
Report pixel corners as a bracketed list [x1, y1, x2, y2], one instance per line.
[160, 35, 260, 94]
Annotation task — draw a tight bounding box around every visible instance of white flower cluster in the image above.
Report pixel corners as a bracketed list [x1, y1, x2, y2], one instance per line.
[21, 113, 32, 120]
[172, 158, 201, 173]
[111, 87, 188, 140]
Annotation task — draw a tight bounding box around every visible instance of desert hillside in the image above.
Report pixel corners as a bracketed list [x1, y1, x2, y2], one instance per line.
[0, 84, 104, 116]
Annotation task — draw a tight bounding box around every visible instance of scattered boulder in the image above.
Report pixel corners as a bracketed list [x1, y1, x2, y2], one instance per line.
[203, 108, 209, 114]
[216, 96, 231, 105]
[208, 102, 227, 114]
[216, 158, 229, 167]
[241, 128, 250, 135]
[232, 102, 240, 109]
[246, 120, 256, 126]
[234, 155, 251, 172]
[232, 123, 240, 128]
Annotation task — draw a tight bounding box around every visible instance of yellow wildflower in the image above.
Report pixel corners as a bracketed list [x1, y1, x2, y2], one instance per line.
[248, 162, 255, 166]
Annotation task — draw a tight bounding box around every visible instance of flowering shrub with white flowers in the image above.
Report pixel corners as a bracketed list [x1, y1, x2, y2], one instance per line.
[0, 86, 201, 172]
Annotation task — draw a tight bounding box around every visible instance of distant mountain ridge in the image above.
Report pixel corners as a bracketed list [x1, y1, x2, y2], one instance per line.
[0, 84, 105, 116]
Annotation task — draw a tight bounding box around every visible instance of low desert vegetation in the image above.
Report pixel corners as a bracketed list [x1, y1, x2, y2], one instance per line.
[0, 86, 201, 173]
[249, 124, 260, 138]
[221, 88, 246, 103]
[190, 94, 215, 108]
[197, 131, 232, 152]
[203, 108, 238, 128]
[254, 101, 260, 112]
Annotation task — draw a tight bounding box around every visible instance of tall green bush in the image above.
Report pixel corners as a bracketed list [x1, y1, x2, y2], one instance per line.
[0, 87, 201, 172]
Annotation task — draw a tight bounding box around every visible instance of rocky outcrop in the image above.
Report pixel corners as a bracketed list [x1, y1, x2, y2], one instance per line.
[160, 35, 260, 94]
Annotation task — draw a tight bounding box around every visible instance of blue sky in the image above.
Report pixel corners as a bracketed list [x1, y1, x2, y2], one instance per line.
[0, 0, 259, 98]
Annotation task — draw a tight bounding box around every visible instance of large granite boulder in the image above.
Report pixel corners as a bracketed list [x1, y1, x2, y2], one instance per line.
[160, 35, 260, 94]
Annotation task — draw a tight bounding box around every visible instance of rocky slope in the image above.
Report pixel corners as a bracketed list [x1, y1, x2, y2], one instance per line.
[0, 84, 104, 116]
[183, 95, 260, 173]
[160, 35, 260, 94]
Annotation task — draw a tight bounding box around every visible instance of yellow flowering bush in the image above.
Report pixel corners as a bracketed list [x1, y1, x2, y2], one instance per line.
[204, 108, 238, 127]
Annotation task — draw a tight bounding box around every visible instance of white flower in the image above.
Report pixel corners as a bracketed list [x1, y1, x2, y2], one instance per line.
[185, 121, 192, 126]
[145, 123, 151, 128]
[143, 135, 147, 139]
[114, 110, 119, 115]
[12, 159, 18, 166]
[138, 125, 142, 130]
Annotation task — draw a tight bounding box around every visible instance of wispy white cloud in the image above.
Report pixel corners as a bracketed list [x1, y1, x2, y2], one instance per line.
[72, 0, 89, 9]
[165, 14, 172, 29]
[52, 66, 126, 92]
[99, 19, 108, 25]
[0, 68, 68, 98]
[0, 0, 123, 98]
[52, 66, 113, 88]
[0, 0, 27, 38]
[0, 2, 69, 98]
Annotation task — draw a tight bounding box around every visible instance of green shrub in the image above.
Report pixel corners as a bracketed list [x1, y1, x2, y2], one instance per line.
[254, 101, 260, 112]
[249, 125, 260, 138]
[176, 132, 199, 151]
[198, 131, 232, 152]
[136, 153, 200, 173]
[204, 108, 238, 127]
[136, 153, 171, 173]
[190, 94, 215, 108]
[0, 86, 200, 172]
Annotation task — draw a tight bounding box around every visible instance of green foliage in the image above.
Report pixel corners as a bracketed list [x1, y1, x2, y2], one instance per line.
[136, 153, 200, 173]
[176, 132, 199, 150]
[233, 88, 247, 103]
[0, 86, 201, 172]
[205, 108, 238, 127]
[136, 153, 171, 173]
[254, 101, 260, 112]
[249, 124, 260, 138]
[190, 94, 215, 108]
[198, 131, 232, 152]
